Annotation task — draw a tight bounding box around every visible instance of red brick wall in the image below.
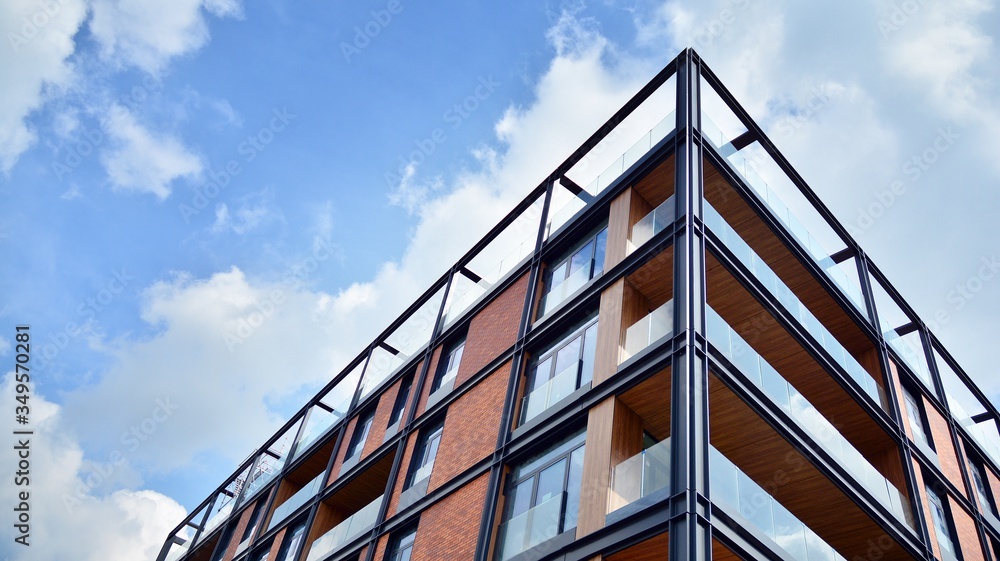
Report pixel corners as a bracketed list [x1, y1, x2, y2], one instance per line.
[385, 432, 419, 520]
[371, 535, 390, 561]
[428, 362, 510, 493]
[912, 459, 943, 561]
[219, 496, 258, 561]
[415, 347, 443, 418]
[925, 397, 966, 495]
[950, 498, 986, 561]
[265, 526, 286, 559]
[362, 377, 404, 459]
[412, 474, 490, 561]
[456, 273, 528, 387]
[329, 416, 358, 485]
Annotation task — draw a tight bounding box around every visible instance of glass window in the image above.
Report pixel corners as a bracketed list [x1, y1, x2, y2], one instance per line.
[431, 339, 465, 393]
[540, 225, 609, 315]
[387, 526, 417, 561]
[902, 386, 933, 450]
[210, 523, 237, 561]
[408, 422, 444, 487]
[521, 315, 599, 425]
[925, 484, 958, 559]
[274, 521, 306, 561]
[240, 499, 267, 545]
[968, 456, 997, 516]
[345, 409, 375, 461]
[495, 432, 586, 560]
[388, 374, 413, 430]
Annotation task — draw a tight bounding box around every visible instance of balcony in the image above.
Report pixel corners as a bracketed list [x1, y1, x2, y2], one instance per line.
[540, 259, 595, 316]
[268, 473, 325, 531]
[608, 438, 671, 514]
[706, 305, 913, 528]
[295, 396, 351, 459]
[521, 360, 580, 425]
[621, 300, 673, 363]
[627, 195, 675, 254]
[704, 202, 885, 409]
[701, 113, 868, 318]
[711, 446, 851, 561]
[495, 492, 565, 561]
[305, 494, 383, 561]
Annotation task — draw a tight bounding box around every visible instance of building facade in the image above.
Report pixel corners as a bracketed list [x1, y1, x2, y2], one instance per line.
[158, 49, 1000, 561]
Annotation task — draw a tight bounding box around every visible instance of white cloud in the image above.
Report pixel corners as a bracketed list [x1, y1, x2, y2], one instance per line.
[0, 0, 88, 172]
[211, 202, 274, 235]
[0, 335, 9, 356]
[100, 105, 204, 199]
[89, 0, 244, 74]
[0, 374, 186, 561]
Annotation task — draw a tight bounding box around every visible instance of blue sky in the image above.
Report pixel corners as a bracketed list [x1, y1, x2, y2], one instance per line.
[2, 1, 1000, 559]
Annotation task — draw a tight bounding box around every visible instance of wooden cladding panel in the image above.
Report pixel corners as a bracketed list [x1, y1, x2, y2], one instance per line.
[578, 397, 642, 538]
[605, 530, 668, 561]
[619, 366, 672, 441]
[595, 279, 626, 387]
[632, 154, 675, 210]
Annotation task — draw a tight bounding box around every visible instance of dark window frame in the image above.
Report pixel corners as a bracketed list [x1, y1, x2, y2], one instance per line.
[385, 525, 418, 561]
[387, 373, 414, 431]
[902, 384, 934, 451]
[407, 420, 445, 488]
[431, 337, 466, 394]
[967, 452, 998, 517]
[345, 408, 376, 462]
[273, 519, 307, 561]
[520, 313, 599, 425]
[542, 224, 609, 299]
[925, 481, 961, 560]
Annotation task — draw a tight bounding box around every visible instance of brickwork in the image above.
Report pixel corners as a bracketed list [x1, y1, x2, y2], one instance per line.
[428, 361, 510, 493]
[329, 416, 356, 485]
[925, 396, 967, 496]
[951, 498, 986, 561]
[457, 272, 529, 387]
[415, 347, 443, 418]
[386, 432, 419, 519]
[219, 496, 259, 561]
[371, 535, 390, 561]
[362, 377, 404, 459]
[912, 459, 944, 561]
[412, 474, 490, 561]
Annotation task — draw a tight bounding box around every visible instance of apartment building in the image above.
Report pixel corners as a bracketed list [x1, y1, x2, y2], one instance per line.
[157, 48, 1000, 561]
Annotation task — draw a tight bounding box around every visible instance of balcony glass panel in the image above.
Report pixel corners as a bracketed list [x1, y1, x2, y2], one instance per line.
[704, 202, 885, 409]
[628, 195, 676, 253]
[268, 473, 325, 531]
[521, 361, 580, 424]
[305, 495, 383, 561]
[548, 111, 676, 239]
[710, 446, 849, 561]
[621, 300, 674, 362]
[701, 113, 868, 319]
[295, 396, 351, 457]
[496, 492, 565, 561]
[164, 540, 191, 561]
[201, 501, 233, 538]
[608, 438, 671, 513]
[707, 306, 914, 528]
[540, 259, 594, 315]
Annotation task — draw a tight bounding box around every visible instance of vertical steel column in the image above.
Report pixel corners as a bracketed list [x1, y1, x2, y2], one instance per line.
[669, 48, 712, 561]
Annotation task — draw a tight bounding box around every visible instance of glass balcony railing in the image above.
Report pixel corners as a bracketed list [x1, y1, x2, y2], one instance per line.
[949, 397, 1000, 467]
[410, 461, 435, 488]
[163, 540, 190, 561]
[294, 397, 351, 459]
[200, 501, 233, 539]
[540, 261, 595, 316]
[884, 331, 933, 389]
[608, 438, 671, 513]
[305, 495, 384, 561]
[496, 492, 565, 561]
[711, 446, 850, 561]
[628, 195, 676, 253]
[521, 361, 580, 424]
[621, 300, 673, 362]
[706, 305, 914, 529]
[268, 473, 325, 532]
[704, 203, 885, 409]
[444, 239, 535, 326]
[547, 112, 676, 237]
[701, 114, 868, 320]
[240, 465, 278, 505]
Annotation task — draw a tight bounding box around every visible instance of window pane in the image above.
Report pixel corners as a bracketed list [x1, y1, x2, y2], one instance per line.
[580, 323, 598, 387]
[568, 241, 594, 277]
[509, 480, 533, 519]
[530, 358, 553, 391]
[555, 337, 582, 378]
[563, 446, 585, 531]
[536, 460, 567, 505]
[593, 228, 608, 277]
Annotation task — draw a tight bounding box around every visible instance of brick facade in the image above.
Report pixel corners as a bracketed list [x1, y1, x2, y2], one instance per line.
[412, 474, 490, 561]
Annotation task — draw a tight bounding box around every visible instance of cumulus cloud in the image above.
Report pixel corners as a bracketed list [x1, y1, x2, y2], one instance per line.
[90, 0, 244, 74]
[0, 374, 186, 561]
[0, 0, 88, 172]
[100, 105, 204, 199]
